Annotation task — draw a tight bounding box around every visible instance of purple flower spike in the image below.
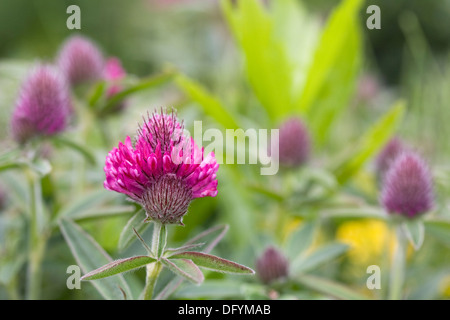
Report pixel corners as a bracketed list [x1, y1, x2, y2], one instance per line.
[57, 35, 104, 86]
[10, 64, 71, 144]
[104, 109, 219, 225]
[256, 246, 289, 284]
[381, 152, 434, 219]
[277, 117, 311, 168]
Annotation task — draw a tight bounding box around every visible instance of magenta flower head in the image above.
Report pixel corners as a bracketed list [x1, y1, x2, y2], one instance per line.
[104, 108, 219, 225]
[275, 117, 311, 168]
[255, 246, 289, 285]
[375, 137, 406, 179]
[57, 35, 104, 86]
[380, 152, 434, 219]
[10, 64, 71, 144]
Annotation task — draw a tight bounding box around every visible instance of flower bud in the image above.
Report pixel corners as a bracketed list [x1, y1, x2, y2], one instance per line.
[10, 64, 71, 144]
[276, 117, 311, 168]
[57, 35, 104, 86]
[380, 152, 434, 218]
[256, 246, 289, 284]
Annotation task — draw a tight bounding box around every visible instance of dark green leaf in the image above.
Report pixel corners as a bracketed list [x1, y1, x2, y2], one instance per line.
[161, 258, 204, 284]
[169, 251, 255, 275]
[81, 256, 156, 281]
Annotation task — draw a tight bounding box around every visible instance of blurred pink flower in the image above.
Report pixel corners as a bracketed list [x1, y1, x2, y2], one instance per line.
[57, 35, 104, 86]
[10, 64, 71, 144]
[375, 137, 407, 179]
[103, 57, 127, 112]
[380, 152, 434, 219]
[104, 109, 219, 225]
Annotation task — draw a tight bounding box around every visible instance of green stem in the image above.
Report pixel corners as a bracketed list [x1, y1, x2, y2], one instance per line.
[142, 261, 163, 300]
[25, 172, 48, 300]
[389, 224, 406, 300]
[142, 221, 167, 300]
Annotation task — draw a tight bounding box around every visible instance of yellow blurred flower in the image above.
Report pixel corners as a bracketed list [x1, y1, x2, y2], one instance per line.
[440, 275, 450, 298]
[336, 219, 395, 267]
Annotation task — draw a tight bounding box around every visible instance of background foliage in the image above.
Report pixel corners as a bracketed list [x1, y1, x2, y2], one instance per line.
[0, 0, 450, 300]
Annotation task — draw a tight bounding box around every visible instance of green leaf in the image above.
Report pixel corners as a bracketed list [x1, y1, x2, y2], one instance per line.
[297, 274, 370, 300]
[174, 74, 240, 129]
[98, 69, 175, 115]
[285, 221, 317, 261]
[118, 209, 150, 252]
[402, 219, 425, 250]
[59, 218, 133, 300]
[55, 188, 117, 221]
[221, 0, 293, 121]
[169, 251, 255, 275]
[298, 0, 363, 144]
[81, 256, 156, 281]
[154, 224, 228, 300]
[333, 100, 406, 184]
[161, 258, 204, 285]
[292, 242, 349, 274]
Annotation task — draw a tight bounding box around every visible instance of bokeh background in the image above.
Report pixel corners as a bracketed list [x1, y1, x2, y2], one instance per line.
[1, 0, 450, 300]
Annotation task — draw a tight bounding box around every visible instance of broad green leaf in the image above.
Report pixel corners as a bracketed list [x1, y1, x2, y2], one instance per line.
[118, 209, 150, 252]
[285, 221, 317, 261]
[59, 218, 132, 300]
[333, 100, 406, 184]
[81, 256, 156, 281]
[55, 188, 117, 221]
[297, 274, 370, 300]
[292, 242, 349, 274]
[221, 0, 293, 121]
[402, 218, 425, 250]
[161, 258, 204, 285]
[169, 251, 254, 275]
[297, 0, 363, 144]
[174, 74, 240, 129]
[424, 219, 450, 247]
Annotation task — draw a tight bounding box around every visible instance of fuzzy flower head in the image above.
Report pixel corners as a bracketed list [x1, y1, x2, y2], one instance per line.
[10, 64, 71, 144]
[57, 35, 104, 86]
[375, 137, 406, 179]
[380, 152, 434, 219]
[276, 117, 311, 168]
[255, 246, 289, 285]
[104, 109, 219, 225]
